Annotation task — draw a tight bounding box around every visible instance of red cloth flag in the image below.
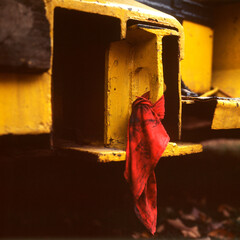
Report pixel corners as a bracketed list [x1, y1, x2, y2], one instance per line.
[124, 92, 170, 235]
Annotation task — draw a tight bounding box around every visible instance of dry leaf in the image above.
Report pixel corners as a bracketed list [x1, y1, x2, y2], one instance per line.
[199, 212, 212, 224]
[179, 210, 197, 221]
[132, 232, 141, 239]
[218, 204, 236, 217]
[141, 231, 152, 238]
[156, 224, 165, 233]
[132, 231, 152, 239]
[193, 208, 212, 223]
[192, 207, 201, 219]
[211, 219, 233, 230]
[211, 221, 224, 230]
[179, 207, 211, 223]
[167, 218, 201, 238]
[182, 226, 200, 238]
[222, 219, 234, 226]
[223, 209, 231, 218]
[218, 204, 236, 213]
[208, 229, 235, 239]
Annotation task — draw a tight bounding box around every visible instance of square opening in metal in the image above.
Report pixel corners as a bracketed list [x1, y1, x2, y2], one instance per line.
[52, 8, 121, 146]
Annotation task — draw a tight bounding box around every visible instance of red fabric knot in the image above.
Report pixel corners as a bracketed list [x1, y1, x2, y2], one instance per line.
[124, 91, 170, 235]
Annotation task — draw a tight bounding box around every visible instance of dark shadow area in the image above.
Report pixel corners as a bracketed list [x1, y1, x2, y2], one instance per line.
[182, 127, 240, 143]
[0, 134, 51, 151]
[127, 19, 179, 31]
[0, 144, 240, 237]
[52, 8, 121, 146]
[156, 152, 240, 209]
[181, 99, 240, 142]
[181, 99, 217, 142]
[0, 151, 136, 237]
[162, 36, 180, 141]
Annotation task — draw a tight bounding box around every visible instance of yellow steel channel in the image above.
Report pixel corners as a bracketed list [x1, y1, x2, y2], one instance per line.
[105, 26, 181, 149]
[0, 0, 183, 136]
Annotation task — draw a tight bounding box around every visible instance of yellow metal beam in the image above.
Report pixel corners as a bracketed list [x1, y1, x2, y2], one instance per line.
[182, 97, 240, 130]
[45, 0, 184, 46]
[105, 26, 181, 149]
[181, 20, 213, 94]
[60, 142, 203, 163]
[0, 72, 51, 135]
[0, 0, 184, 136]
[212, 3, 240, 98]
[212, 99, 240, 129]
[105, 40, 131, 149]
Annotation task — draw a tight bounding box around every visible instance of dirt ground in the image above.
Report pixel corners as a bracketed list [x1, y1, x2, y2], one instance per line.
[0, 139, 240, 239]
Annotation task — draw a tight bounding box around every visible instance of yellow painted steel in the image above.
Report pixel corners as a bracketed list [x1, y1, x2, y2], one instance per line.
[0, 0, 183, 137]
[44, 0, 184, 50]
[181, 20, 213, 94]
[212, 99, 240, 129]
[105, 40, 131, 149]
[0, 0, 204, 161]
[182, 97, 240, 130]
[105, 26, 181, 149]
[0, 0, 202, 162]
[212, 3, 240, 98]
[61, 142, 203, 163]
[0, 72, 51, 135]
